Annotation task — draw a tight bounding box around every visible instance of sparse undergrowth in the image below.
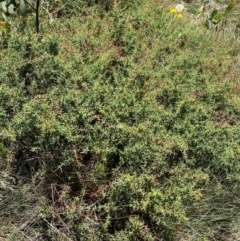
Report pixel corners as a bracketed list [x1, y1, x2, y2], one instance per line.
[0, 0, 240, 240]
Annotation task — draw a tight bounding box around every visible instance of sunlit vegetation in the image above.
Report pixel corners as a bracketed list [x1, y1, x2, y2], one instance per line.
[0, 0, 239, 240]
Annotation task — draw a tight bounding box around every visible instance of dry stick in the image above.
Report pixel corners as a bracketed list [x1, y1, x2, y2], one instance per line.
[35, 0, 41, 33]
[41, 2, 68, 19]
[11, 224, 33, 241]
[43, 218, 73, 241]
[25, 0, 41, 33]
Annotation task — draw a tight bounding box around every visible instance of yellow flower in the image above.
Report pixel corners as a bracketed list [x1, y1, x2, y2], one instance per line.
[170, 8, 177, 14]
[177, 13, 183, 19]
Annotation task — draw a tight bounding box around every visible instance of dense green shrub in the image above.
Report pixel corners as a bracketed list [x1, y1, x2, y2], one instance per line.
[0, 1, 239, 240]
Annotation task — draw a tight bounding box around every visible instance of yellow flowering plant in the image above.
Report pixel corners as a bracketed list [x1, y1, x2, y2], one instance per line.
[159, 3, 185, 38]
[170, 4, 184, 19]
[170, 8, 177, 14]
[177, 13, 183, 19]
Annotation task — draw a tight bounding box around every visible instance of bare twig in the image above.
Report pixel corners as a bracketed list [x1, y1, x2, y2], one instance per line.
[11, 224, 33, 241]
[43, 218, 73, 241]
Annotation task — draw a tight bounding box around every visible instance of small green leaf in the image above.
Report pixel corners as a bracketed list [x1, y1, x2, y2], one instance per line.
[8, 3, 15, 14]
[210, 9, 218, 20]
[2, 1, 8, 12]
[223, 2, 235, 16]
[213, 13, 222, 21]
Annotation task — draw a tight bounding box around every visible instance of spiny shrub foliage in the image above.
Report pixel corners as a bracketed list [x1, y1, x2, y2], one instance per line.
[0, 1, 240, 240]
